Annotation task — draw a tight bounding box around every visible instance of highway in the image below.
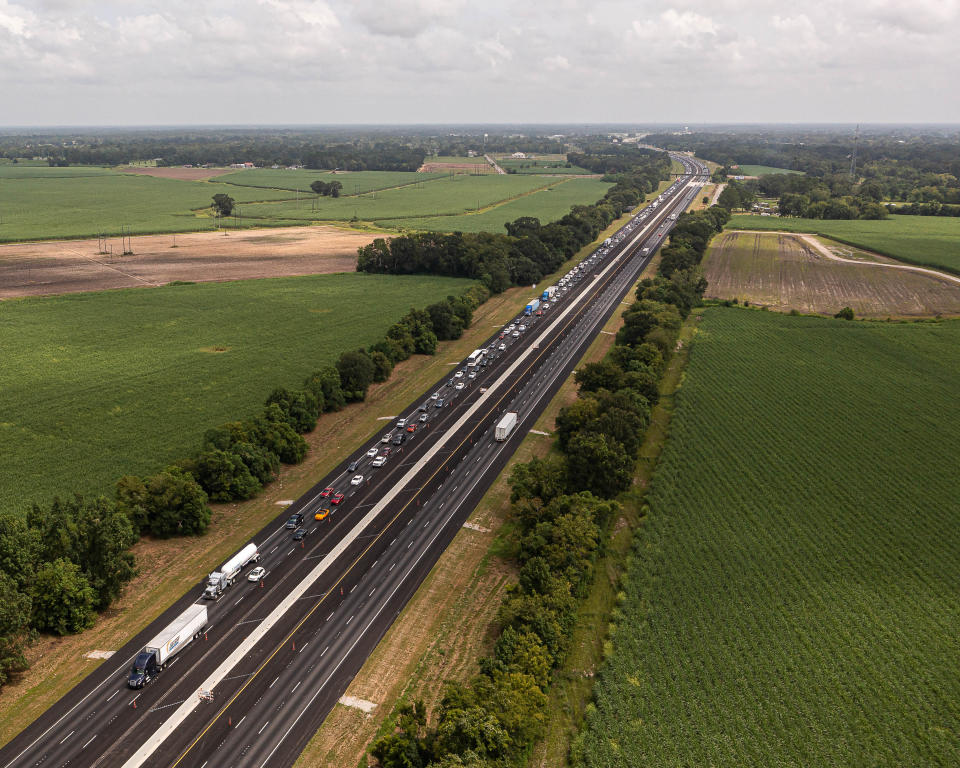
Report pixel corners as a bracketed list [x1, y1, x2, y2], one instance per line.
[0, 155, 708, 768]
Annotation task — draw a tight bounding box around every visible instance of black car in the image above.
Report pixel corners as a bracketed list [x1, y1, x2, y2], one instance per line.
[293, 528, 306, 540]
[285, 513, 304, 529]
[392, 432, 406, 445]
[347, 459, 361, 472]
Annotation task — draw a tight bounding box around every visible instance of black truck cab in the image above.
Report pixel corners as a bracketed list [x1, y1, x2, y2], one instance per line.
[128, 651, 159, 688]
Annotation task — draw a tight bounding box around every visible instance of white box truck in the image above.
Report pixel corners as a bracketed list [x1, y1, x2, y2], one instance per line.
[127, 604, 208, 688]
[203, 542, 260, 599]
[495, 412, 518, 441]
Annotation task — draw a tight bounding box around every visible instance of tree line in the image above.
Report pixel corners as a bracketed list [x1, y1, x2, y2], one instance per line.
[369, 206, 723, 767]
[357, 152, 671, 294]
[0, 286, 487, 689]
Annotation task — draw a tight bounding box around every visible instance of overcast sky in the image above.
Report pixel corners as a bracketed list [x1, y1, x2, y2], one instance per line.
[2, 0, 958, 126]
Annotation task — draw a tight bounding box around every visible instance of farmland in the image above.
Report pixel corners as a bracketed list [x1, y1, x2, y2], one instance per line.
[494, 154, 593, 175]
[576, 307, 960, 768]
[703, 230, 960, 316]
[727, 214, 960, 274]
[236, 174, 584, 226]
[0, 167, 609, 242]
[0, 273, 471, 516]
[734, 164, 803, 176]
[0, 169, 296, 242]
[378, 177, 613, 233]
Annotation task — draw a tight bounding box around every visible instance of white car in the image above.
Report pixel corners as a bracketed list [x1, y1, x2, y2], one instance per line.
[512, 331, 520, 338]
[396, 418, 407, 428]
[543, 303, 549, 309]
[350, 474, 364, 486]
[498, 343, 507, 351]
[468, 371, 477, 379]
[247, 566, 265, 582]
[431, 391, 440, 399]
[372, 455, 387, 467]
[382, 432, 393, 443]
[419, 413, 428, 422]
[454, 370, 464, 379]
[455, 382, 465, 390]
[366, 447, 378, 458]
[518, 325, 526, 332]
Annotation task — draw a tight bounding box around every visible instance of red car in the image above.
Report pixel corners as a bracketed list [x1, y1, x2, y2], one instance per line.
[499, 332, 506, 339]
[331, 492, 345, 506]
[319, 486, 334, 498]
[406, 424, 417, 433]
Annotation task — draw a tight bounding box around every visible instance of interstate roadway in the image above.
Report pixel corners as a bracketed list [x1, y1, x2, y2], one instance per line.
[0, 155, 708, 768]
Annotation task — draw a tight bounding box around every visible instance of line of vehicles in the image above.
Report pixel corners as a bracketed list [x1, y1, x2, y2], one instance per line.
[121, 162, 699, 700]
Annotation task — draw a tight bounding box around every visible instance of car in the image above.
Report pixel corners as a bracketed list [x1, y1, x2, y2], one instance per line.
[319, 486, 334, 498]
[419, 413, 428, 422]
[381, 432, 393, 443]
[519, 325, 526, 332]
[435, 398, 445, 408]
[498, 343, 506, 351]
[350, 474, 364, 486]
[396, 417, 407, 428]
[285, 513, 303, 529]
[512, 331, 520, 338]
[372, 455, 387, 467]
[535, 310, 542, 316]
[454, 370, 464, 379]
[247, 566, 266, 582]
[406, 424, 417, 433]
[392, 433, 405, 445]
[543, 302, 550, 309]
[366, 447, 378, 458]
[418, 403, 429, 412]
[380, 447, 392, 456]
[314, 508, 330, 521]
[498, 332, 506, 339]
[293, 528, 306, 540]
[431, 391, 440, 400]
[468, 371, 477, 379]
[347, 459, 361, 472]
[455, 382, 465, 390]
[331, 492, 344, 505]
[479, 359, 487, 367]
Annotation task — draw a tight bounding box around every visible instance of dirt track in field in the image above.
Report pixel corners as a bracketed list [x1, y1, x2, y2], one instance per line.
[0, 226, 382, 298]
[703, 231, 960, 317]
[118, 166, 237, 181]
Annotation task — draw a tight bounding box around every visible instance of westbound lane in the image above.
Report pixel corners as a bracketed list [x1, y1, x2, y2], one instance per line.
[0, 155, 708, 768]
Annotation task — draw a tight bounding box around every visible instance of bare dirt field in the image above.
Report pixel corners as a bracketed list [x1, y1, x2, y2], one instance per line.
[417, 162, 495, 174]
[0, 226, 381, 298]
[118, 166, 236, 181]
[703, 230, 960, 317]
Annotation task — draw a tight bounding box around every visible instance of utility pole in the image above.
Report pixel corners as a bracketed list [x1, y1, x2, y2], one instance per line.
[849, 124, 860, 182]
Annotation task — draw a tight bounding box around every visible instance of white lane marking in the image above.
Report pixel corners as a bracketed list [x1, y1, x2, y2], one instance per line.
[346, 615, 354, 625]
[326, 612, 334, 621]
[299, 642, 308, 653]
[59, 731, 74, 745]
[389, 563, 395, 571]
[269, 677, 278, 689]
[235, 597, 244, 605]
[287, 548, 295, 556]
[292, 681, 301, 692]
[258, 721, 269, 735]
[106, 690, 119, 702]
[320, 646, 328, 658]
[82, 735, 97, 750]
[237, 716, 246, 728]
[269, 546, 278, 554]
[118, 173, 702, 768]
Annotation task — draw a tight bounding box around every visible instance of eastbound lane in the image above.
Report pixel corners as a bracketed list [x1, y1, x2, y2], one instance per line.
[0, 156, 708, 768]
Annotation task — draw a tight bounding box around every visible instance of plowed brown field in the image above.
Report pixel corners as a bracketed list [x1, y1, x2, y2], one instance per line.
[0, 226, 380, 298]
[703, 231, 960, 317]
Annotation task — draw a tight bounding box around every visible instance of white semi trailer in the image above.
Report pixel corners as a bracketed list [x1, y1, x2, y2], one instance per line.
[495, 412, 518, 442]
[127, 604, 208, 688]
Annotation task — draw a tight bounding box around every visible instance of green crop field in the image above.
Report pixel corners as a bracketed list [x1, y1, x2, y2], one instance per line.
[0, 171, 297, 242]
[495, 157, 593, 175]
[217, 169, 446, 194]
[735, 164, 803, 175]
[0, 165, 117, 179]
[236, 174, 562, 225]
[0, 273, 471, 516]
[728, 214, 960, 274]
[576, 307, 960, 768]
[380, 177, 613, 233]
[428, 155, 489, 164]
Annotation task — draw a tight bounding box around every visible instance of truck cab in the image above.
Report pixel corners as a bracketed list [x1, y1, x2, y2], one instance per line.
[128, 651, 159, 688]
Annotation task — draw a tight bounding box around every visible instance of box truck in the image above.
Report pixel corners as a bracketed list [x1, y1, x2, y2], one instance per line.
[127, 604, 208, 688]
[524, 298, 540, 316]
[495, 412, 518, 441]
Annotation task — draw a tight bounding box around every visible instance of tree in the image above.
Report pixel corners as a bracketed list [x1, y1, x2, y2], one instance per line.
[304, 366, 344, 412]
[31, 559, 96, 635]
[211, 193, 234, 216]
[564, 432, 633, 498]
[194, 448, 261, 502]
[370, 700, 431, 768]
[0, 572, 32, 685]
[143, 467, 211, 538]
[336, 349, 377, 400]
[574, 361, 623, 394]
[255, 405, 308, 464]
[0, 511, 42, 591]
[834, 306, 855, 320]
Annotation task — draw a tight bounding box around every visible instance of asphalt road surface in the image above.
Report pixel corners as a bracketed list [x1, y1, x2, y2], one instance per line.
[0, 156, 708, 768]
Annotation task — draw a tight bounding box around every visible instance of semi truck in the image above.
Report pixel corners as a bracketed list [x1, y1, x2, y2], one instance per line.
[495, 412, 518, 441]
[203, 542, 260, 600]
[524, 298, 540, 316]
[127, 604, 208, 688]
[541, 285, 557, 301]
